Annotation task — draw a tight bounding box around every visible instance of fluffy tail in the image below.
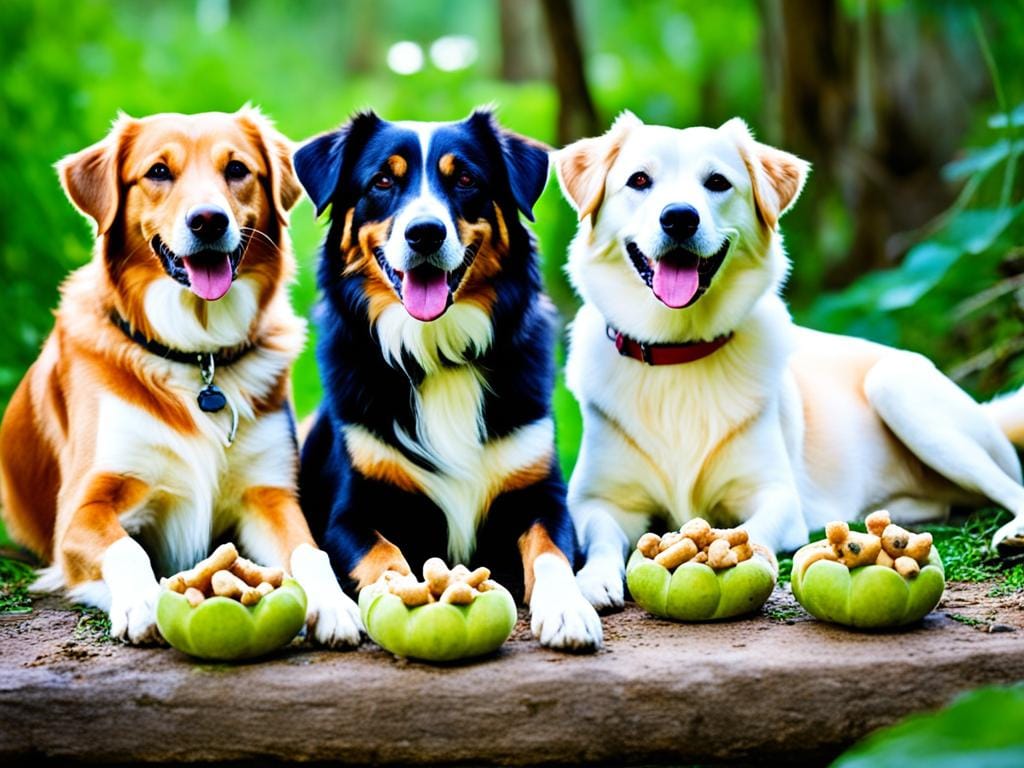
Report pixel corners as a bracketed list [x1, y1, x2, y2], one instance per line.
[984, 387, 1024, 448]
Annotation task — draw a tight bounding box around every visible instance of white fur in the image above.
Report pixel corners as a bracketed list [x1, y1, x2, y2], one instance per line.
[143, 275, 261, 352]
[290, 543, 363, 647]
[529, 553, 603, 650]
[383, 122, 464, 274]
[100, 537, 161, 643]
[560, 118, 1024, 608]
[344, 417, 556, 563]
[374, 300, 493, 374]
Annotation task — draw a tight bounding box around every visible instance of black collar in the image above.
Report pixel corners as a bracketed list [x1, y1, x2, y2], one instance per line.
[110, 313, 255, 367]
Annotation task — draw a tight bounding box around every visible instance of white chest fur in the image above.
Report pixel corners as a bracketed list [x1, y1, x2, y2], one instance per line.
[566, 296, 793, 525]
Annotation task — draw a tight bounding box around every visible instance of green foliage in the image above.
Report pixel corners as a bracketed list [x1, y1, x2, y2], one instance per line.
[73, 604, 113, 642]
[922, 509, 1020, 587]
[833, 684, 1024, 768]
[0, 557, 35, 613]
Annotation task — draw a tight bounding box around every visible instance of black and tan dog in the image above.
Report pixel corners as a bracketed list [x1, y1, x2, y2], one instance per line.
[294, 110, 602, 649]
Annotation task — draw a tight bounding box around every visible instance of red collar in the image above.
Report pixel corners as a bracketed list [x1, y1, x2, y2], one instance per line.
[608, 326, 733, 365]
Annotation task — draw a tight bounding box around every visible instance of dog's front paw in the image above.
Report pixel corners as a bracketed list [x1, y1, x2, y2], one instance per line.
[530, 554, 603, 651]
[993, 517, 1024, 556]
[109, 587, 161, 644]
[307, 591, 364, 648]
[575, 557, 625, 612]
[531, 589, 604, 651]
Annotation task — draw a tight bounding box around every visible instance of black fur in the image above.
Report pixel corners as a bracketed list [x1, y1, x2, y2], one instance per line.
[295, 110, 576, 597]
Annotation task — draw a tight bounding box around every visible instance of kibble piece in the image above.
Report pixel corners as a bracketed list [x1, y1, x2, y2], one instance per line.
[391, 579, 433, 607]
[881, 524, 912, 558]
[707, 538, 738, 569]
[826, 521, 850, 546]
[658, 531, 683, 551]
[184, 587, 206, 607]
[797, 546, 838, 576]
[654, 537, 698, 569]
[464, 567, 491, 588]
[875, 549, 895, 569]
[711, 528, 749, 547]
[440, 581, 475, 605]
[835, 531, 881, 568]
[450, 564, 471, 581]
[681, 518, 712, 548]
[731, 542, 753, 562]
[865, 510, 892, 537]
[165, 542, 239, 594]
[894, 556, 920, 578]
[904, 532, 933, 565]
[230, 556, 284, 589]
[423, 557, 451, 596]
[211, 569, 262, 606]
[637, 532, 662, 559]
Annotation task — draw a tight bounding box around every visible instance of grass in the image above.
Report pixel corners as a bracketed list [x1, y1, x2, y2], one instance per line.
[0, 557, 35, 613]
[948, 612, 988, 628]
[765, 605, 804, 621]
[73, 605, 113, 642]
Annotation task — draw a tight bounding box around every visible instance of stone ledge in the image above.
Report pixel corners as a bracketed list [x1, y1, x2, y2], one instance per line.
[1, 586, 1020, 765]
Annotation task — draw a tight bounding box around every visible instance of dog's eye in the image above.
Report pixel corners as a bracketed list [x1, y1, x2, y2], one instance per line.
[627, 172, 651, 190]
[704, 173, 732, 192]
[145, 163, 172, 182]
[456, 171, 475, 189]
[372, 173, 394, 190]
[225, 160, 250, 180]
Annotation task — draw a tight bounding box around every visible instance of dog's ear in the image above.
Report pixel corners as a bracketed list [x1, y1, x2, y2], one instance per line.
[56, 114, 137, 236]
[294, 111, 381, 217]
[555, 110, 642, 223]
[236, 105, 302, 222]
[722, 117, 809, 229]
[467, 109, 550, 222]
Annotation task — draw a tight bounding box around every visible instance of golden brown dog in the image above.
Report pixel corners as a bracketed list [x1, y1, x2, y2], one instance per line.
[0, 108, 362, 645]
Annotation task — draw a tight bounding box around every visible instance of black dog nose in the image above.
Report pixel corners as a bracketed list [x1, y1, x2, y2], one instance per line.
[660, 204, 700, 241]
[186, 204, 230, 243]
[405, 217, 446, 255]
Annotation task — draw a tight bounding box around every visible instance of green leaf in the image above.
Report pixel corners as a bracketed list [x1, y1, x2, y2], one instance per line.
[988, 104, 1024, 128]
[833, 684, 1024, 768]
[943, 139, 1024, 181]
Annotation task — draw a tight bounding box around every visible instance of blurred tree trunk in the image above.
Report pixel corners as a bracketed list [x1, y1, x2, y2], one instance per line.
[758, 0, 986, 288]
[540, 0, 600, 145]
[499, 0, 544, 81]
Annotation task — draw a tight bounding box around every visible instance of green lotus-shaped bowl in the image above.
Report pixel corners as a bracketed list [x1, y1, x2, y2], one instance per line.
[358, 583, 517, 663]
[156, 578, 307, 661]
[790, 542, 945, 628]
[626, 549, 777, 621]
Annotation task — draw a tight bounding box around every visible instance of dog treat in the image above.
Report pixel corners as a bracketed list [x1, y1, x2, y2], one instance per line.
[164, 542, 239, 594]
[464, 566, 491, 588]
[894, 556, 920, 578]
[826, 521, 849, 547]
[635, 518, 761, 571]
[865, 509, 891, 537]
[423, 557, 451, 594]
[637, 532, 662, 559]
[659, 531, 683, 551]
[654, 537, 698, 569]
[681, 518, 713, 548]
[211, 569, 263, 606]
[440, 581, 476, 605]
[383, 558, 504, 607]
[813, 519, 932, 578]
[390, 578, 433, 607]
[712, 528, 749, 547]
[798, 547, 839, 575]
[707, 538, 739, 569]
[161, 544, 286, 608]
[230, 556, 285, 589]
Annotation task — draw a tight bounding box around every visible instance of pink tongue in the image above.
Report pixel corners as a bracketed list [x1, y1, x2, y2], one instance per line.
[182, 255, 234, 301]
[402, 265, 450, 321]
[652, 258, 700, 308]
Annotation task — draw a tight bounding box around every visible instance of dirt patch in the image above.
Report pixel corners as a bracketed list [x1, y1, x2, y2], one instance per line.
[1, 583, 1021, 765]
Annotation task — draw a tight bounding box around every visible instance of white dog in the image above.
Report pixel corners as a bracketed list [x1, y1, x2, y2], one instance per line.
[554, 112, 1024, 611]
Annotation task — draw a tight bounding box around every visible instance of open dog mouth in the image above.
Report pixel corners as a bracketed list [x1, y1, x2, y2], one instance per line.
[153, 235, 247, 302]
[626, 239, 730, 309]
[373, 245, 479, 322]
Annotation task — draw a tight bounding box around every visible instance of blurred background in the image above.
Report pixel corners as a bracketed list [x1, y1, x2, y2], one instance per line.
[1, 0, 1023, 476]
